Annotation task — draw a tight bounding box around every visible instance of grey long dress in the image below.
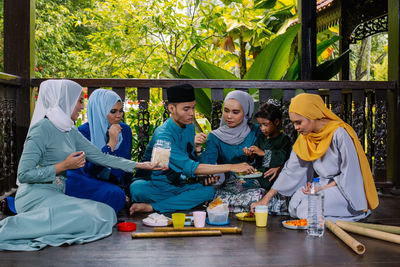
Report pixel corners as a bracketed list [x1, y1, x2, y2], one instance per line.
[0, 119, 136, 251]
[272, 127, 370, 222]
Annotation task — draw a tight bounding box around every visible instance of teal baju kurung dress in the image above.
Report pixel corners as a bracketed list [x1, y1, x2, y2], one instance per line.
[130, 118, 214, 213]
[0, 119, 136, 251]
[200, 125, 265, 213]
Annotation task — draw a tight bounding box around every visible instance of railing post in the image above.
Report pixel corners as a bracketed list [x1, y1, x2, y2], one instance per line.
[298, 0, 317, 80]
[137, 87, 150, 161]
[282, 90, 296, 144]
[211, 88, 224, 130]
[4, 0, 35, 177]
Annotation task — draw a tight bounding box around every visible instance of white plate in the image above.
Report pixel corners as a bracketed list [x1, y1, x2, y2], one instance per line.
[282, 220, 307, 230]
[236, 172, 263, 179]
[142, 218, 172, 227]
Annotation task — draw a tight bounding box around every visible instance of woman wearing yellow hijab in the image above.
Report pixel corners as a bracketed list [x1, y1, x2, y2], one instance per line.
[251, 93, 378, 221]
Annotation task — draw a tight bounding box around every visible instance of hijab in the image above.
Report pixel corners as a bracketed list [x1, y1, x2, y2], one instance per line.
[87, 89, 123, 150]
[30, 79, 83, 132]
[212, 90, 254, 145]
[289, 93, 378, 210]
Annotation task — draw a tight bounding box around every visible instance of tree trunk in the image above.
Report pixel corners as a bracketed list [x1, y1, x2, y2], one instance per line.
[355, 39, 368, 80]
[366, 36, 371, 80]
[239, 33, 247, 79]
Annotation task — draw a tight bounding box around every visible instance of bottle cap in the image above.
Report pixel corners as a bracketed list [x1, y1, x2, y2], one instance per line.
[118, 222, 137, 232]
[313, 177, 320, 183]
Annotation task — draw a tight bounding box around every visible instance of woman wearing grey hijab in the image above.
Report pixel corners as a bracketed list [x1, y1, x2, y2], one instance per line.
[199, 90, 265, 213]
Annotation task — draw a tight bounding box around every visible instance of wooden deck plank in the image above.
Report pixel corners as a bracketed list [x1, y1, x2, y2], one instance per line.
[1, 196, 400, 266]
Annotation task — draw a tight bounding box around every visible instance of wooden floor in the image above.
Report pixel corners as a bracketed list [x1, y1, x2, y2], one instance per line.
[1, 195, 400, 266]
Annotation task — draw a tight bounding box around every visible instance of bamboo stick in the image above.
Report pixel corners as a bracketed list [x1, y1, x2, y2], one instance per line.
[325, 220, 366, 255]
[153, 227, 242, 234]
[131, 230, 222, 239]
[336, 221, 400, 245]
[340, 221, 400, 235]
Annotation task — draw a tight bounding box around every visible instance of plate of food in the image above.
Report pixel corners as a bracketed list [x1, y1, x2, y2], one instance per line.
[235, 212, 256, 222]
[282, 219, 308, 230]
[142, 213, 172, 227]
[235, 170, 263, 179]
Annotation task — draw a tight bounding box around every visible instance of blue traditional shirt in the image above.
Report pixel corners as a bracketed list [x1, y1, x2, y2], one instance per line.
[135, 118, 200, 185]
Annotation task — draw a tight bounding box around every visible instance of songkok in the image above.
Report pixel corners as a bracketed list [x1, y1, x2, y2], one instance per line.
[167, 84, 195, 103]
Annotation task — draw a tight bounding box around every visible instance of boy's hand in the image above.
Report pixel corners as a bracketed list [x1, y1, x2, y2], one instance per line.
[249, 145, 264, 156]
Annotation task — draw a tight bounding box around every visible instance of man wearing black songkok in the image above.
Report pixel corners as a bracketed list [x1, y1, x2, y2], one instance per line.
[129, 84, 254, 213]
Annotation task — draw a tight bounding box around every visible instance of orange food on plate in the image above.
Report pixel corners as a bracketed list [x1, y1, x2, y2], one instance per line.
[208, 197, 223, 210]
[285, 219, 308, 226]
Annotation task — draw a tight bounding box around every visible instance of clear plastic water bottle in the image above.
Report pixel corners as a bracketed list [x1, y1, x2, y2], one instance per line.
[307, 177, 325, 237]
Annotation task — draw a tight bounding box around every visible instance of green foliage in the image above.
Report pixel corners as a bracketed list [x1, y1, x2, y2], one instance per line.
[243, 24, 300, 80]
[315, 49, 350, 80]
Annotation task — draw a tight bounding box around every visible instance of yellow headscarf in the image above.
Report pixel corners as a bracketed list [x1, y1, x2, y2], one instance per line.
[289, 93, 378, 210]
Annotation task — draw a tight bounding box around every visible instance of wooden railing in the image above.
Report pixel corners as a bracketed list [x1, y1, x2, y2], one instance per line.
[1, 78, 397, 196]
[0, 73, 22, 197]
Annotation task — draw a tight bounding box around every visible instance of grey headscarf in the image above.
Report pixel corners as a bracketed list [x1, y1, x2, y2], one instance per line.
[211, 90, 254, 145]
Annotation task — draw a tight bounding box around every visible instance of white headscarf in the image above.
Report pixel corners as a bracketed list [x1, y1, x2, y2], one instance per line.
[87, 89, 123, 150]
[30, 79, 83, 132]
[211, 90, 254, 145]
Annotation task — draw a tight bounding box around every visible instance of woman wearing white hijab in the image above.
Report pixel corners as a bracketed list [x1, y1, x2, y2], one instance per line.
[0, 80, 164, 251]
[66, 89, 132, 214]
[199, 90, 265, 213]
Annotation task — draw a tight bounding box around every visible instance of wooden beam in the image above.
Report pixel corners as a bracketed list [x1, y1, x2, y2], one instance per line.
[388, 0, 400, 194]
[298, 0, 317, 80]
[4, 0, 35, 164]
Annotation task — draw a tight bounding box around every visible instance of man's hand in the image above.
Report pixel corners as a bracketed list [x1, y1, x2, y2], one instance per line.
[194, 133, 207, 154]
[203, 175, 220, 186]
[231, 163, 254, 174]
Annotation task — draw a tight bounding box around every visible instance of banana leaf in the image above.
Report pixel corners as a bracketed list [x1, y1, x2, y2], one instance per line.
[180, 63, 213, 119]
[194, 59, 239, 80]
[315, 49, 350, 80]
[243, 23, 300, 80]
[284, 35, 341, 80]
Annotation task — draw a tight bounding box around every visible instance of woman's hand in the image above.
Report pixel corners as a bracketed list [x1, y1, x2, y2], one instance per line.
[250, 198, 269, 213]
[301, 182, 312, 194]
[243, 147, 252, 157]
[250, 188, 278, 212]
[55, 151, 86, 174]
[135, 161, 169, 171]
[230, 163, 254, 174]
[264, 166, 282, 181]
[107, 124, 122, 151]
[302, 181, 337, 194]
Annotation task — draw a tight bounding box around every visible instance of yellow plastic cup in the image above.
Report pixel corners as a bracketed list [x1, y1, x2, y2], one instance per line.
[172, 213, 186, 228]
[255, 205, 268, 227]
